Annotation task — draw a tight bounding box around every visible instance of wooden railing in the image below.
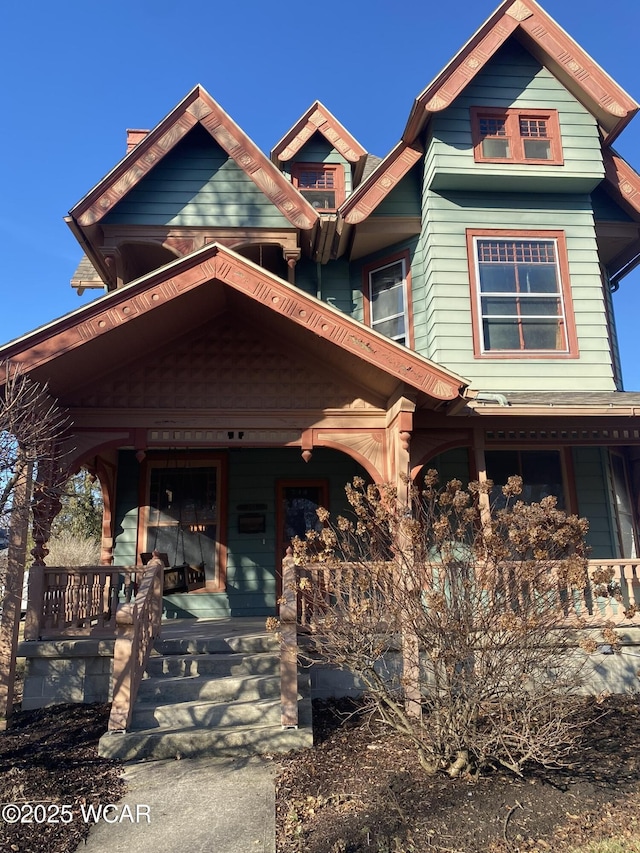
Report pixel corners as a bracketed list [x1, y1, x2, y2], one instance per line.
[23, 566, 138, 640]
[107, 558, 164, 732]
[279, 555, 640, 725]
[289, 557, 640, 629]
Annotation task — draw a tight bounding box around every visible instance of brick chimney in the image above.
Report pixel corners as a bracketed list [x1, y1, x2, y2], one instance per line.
[126, 129, 150, 153]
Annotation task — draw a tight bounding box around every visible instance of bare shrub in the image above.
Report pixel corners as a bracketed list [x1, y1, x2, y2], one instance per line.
[292, 473, 594, 777]
[45, 531, 100, 567]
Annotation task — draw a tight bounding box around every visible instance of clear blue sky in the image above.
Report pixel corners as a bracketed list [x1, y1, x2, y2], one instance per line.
[1, 0, 639, 387]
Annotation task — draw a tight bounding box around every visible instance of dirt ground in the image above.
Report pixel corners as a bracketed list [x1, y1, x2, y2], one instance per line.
[0, 694, 639, 853]
[0, 703, 125, 853]
[276, 696, 640, 853]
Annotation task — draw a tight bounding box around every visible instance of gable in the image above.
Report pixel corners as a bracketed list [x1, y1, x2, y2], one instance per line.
[0, 243, 466, 406]
[102, 124, 292, 229]
[67, 311, 386, 413]
[69, 85, 318, 232]
[426, 40, 604, 193]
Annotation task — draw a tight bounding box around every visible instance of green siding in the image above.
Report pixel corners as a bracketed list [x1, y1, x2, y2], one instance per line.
[103, 124, 291, 228]
[416, 187, 617, 391]
[226, 447, 365, 615]
[371, 163, 421, 217]
[349, 239, 419, 328]
[112, 447, 366, 617]
[591, 186, 635, 223]
[295, 257, 354, 314]
[572, 447, 618, 558]
[426, 41, 604, 194]
[113, 450, 140, 567]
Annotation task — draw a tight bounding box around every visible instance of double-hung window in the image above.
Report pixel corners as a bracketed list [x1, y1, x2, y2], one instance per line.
[467, 230, 577, 357]
[363, 251, 412, 346]
[471, 108, 563, 165]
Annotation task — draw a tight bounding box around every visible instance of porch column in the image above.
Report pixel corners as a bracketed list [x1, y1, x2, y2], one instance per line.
[386, 390, 421, 718]
[283, 248, 301, 285]
[473, 428, 491, 528]
[0, 457, 34, 724]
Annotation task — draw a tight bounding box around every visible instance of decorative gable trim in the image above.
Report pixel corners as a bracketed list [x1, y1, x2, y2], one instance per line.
[340, 143, 423, 225]
[272, 101, 367, 167]
[69, 86, 319, 232]
[404, 0, 638, 144]
[603, 149, 640, 219]
[1, 244, 466, 403]
[347, 0, 638, 224]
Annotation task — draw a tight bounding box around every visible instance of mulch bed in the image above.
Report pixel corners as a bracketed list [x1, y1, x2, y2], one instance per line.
[0, 703, 125, 853]
[276, 696, 640, 853]
[1, 693, 639, 853]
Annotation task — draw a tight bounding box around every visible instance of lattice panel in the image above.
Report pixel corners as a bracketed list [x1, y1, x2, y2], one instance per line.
[71, 315, 383, 412]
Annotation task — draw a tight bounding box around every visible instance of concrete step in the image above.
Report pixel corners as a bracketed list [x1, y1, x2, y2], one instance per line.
[143, 651, 280, 679]
[137, 672, 309, 704]
[98, 716, 314, 761]
[154, 634, 278, 657]
[132, 696, 296, 730]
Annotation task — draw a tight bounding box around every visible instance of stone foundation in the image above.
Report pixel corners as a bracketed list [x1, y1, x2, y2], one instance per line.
[17, 639, 115, 710]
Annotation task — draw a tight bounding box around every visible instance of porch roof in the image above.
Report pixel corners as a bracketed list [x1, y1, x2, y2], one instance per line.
[466, 390, 640, 417]
[0, 243, 467, 409]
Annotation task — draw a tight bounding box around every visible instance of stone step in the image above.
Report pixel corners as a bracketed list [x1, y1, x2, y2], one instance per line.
[137, 672, 308, 704]
[144, 651, 280, 679]
[154, 634, 278, 657]
[98, 717, 313, 762]
[132, 696, 298, 730]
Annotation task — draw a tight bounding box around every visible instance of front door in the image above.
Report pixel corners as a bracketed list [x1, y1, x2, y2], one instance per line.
[276, 480, 328, 597]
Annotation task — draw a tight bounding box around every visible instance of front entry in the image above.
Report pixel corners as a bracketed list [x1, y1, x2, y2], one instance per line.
[140, 454, 226, 592]
[276, 480, 328, 598]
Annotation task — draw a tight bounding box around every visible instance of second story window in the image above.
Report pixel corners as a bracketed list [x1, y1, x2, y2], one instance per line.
[292, 163, 344, 211]
[363, 251, 412, 347]
[467, 230, 577, 358]
[471, 108, 563, 165]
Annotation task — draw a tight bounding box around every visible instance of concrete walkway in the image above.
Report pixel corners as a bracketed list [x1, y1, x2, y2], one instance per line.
[84, 619, 280, 853]
[82, 754, 276, 853]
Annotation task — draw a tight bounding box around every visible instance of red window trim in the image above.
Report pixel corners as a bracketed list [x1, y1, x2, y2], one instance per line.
[291, 162, 345, 211]
[470, 107, 563, 166]
[362, 249, 414, 349]
[466, 229, 578, 360]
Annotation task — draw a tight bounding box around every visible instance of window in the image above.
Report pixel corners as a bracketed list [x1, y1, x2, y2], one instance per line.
[292, 163, 344, 211]
[485, 449, 566, 510]
[471, 108, 563, 165]
[467, 230, 577, 357]
[363, 251, 413, 347]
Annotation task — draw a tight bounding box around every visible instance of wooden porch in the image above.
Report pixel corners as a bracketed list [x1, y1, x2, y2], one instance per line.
[11, 554, 640, 742]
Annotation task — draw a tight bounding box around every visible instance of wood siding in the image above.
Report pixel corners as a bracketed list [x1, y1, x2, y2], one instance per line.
[425, 41, 604, 194]
[416, 189, 617, 391]
[370, 164, 421, 217]
[572, 447, 618, 558]
[103, 124, 291, 228]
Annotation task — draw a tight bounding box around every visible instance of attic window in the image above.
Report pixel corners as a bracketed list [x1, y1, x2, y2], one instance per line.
[292, 163, 344, 211]
[471, 108, 563, 165]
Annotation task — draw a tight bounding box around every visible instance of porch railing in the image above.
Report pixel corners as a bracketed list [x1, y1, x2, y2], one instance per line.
[290, 558, 640, 629]
[23, 566, 138, 641]
[107, 558, 164, 732]
[279, 556, 640, 725]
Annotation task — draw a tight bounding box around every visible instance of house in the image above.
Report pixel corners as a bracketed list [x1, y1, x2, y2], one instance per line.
[2, 0, 640, 737]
